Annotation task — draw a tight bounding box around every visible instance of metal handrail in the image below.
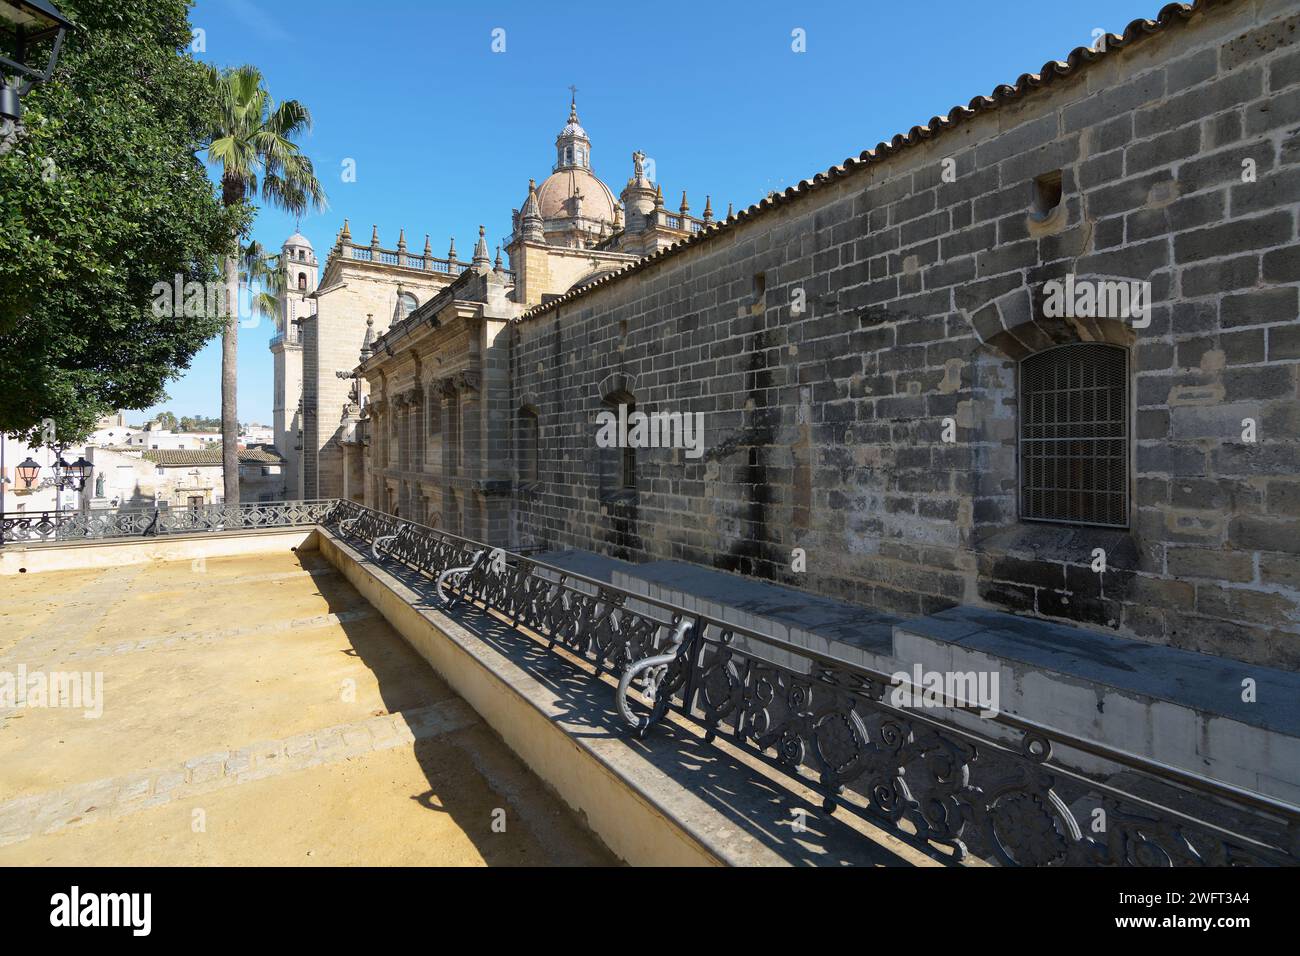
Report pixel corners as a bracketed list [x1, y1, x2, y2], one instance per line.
[321, 499, 1300, 867]
[0, 499, 338, 545]
[7, 495, 1296, 865]
[360, 504, 1300, 816]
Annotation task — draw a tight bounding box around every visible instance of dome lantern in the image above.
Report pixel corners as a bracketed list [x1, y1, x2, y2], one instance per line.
[555, 87, 591, 171]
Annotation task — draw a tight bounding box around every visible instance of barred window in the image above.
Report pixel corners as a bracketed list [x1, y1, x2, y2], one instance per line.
[1019, 343, 1128, 528]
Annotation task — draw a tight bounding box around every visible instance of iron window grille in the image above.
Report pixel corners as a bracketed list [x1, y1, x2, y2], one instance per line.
[1018, 342, 1129, 528]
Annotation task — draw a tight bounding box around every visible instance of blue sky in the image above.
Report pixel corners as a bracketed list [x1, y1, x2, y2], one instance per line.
[144, 0, 1161, 425]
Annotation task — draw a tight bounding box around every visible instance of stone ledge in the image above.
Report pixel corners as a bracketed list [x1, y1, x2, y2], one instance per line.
[897, 606, 1300, 804]
[534, 548, 1300, 804]
[317, 530, 938, 867]
[0, 527, 319, 575]
[906, 605, 1300, 737]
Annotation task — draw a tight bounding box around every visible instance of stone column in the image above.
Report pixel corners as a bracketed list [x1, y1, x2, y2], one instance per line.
[410, 386, 424, 477]
[457, 369, 482, 483]
[366, 400, 384, 509]
[436, 377, 459, 530]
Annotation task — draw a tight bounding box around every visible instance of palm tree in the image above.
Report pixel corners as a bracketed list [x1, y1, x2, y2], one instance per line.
[240, 240, 282, 328]
[203, 65, 325, 506]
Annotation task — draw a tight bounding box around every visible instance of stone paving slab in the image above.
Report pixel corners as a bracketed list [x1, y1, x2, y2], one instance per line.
[0, 700, 475, 847]
[0, 548, 617, 865]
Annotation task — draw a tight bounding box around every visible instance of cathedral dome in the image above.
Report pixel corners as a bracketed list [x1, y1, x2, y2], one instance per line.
[534, 167, 617, 224]
[284, 231, 313, 250]
[560, 116, 587, 140]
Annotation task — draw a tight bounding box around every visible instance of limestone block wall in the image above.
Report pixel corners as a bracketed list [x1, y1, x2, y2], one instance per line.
[271, 339, 303, 499]
[304, 259, 453, 499]
[511, 0, 1300, 668]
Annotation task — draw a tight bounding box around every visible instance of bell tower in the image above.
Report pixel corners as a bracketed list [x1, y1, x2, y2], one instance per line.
[271, 230, 316, 499]
[280, 231, 318, 332]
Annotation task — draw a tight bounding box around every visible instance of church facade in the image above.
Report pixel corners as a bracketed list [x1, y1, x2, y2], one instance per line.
[274, 0, 1300, 672]
[273, 96, 721, 511]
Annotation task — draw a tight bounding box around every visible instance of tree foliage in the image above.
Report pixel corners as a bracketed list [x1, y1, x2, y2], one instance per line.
[178, 414, 220, 432]
[203, 65, 325, 214]
[0, 0, 246, 445]
[202, 63, 324, 506]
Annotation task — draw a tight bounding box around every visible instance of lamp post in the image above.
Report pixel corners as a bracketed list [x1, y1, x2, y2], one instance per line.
[60, 453, 92, 507]
[1, 453, 42, 547]
[15, 455, 40, 490]
[11, 445, 91, 535]
[0, 0, 71, 125]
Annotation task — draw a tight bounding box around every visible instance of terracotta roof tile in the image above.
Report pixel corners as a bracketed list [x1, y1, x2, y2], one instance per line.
[140, 448, 283, 466]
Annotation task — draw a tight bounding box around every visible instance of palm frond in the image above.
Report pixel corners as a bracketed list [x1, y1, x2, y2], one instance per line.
[202, 63, 328, 219]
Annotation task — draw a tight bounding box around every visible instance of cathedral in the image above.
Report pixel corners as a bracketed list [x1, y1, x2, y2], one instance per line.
[271, 95, 721, 511]
[267, 0, 1300, 680]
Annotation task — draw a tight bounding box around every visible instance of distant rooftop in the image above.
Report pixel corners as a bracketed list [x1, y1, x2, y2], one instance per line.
[141, 448, 284, 466]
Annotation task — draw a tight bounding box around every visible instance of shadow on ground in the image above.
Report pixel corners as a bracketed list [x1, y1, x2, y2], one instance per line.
[290, 546, 615, 866]
[319, 543, 950, 867]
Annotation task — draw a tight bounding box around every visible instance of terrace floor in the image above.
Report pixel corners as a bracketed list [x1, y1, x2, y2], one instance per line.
[0, 548, 615, 866]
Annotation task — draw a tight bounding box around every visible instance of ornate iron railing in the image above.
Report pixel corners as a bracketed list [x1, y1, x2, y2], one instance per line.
[321, 499, 1300, 867]
[10, 495, 1297, 865]
[0, 499, 337, 545]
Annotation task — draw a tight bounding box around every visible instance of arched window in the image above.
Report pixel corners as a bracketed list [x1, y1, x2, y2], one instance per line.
[518, 407, 539, 483]
[1019, 343, 1128, 528]
[297, 272, 307, 291]
[600, 390, 636, 498]
[396, 292, 418, 321]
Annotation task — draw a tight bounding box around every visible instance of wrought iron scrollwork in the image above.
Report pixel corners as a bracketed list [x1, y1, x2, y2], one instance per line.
[437, 550, 485, 604]
[617, 617, 692, 735]
[318, 498, 1300, 868]
[1, 499, 339, 545]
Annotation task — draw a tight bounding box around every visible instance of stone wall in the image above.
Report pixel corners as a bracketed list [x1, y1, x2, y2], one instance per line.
[510, 0, 1300, 668]
[359, 268, 518, 543]
[304, 258, 452, 499]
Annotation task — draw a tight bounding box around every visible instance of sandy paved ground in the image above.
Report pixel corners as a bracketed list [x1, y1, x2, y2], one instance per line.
[0, 547, 615, 866]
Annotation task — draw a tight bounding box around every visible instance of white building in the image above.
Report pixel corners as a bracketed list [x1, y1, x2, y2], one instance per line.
[85, 446, 286, 509]
[241, 423, 274, 446]
[121, 425, 220, 450]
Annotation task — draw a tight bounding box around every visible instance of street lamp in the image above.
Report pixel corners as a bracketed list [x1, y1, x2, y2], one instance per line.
[45, 451, 90, 493]
[15, 447, 89, 495]
[68, 455, 92, 490]
[0, 0, 71, 123]
[15, 455, 40, 490]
